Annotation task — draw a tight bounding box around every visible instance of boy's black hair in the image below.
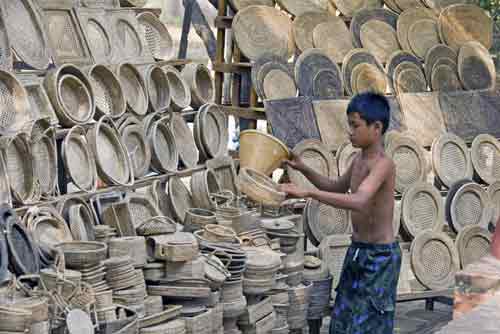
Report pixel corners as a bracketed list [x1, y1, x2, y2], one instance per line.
[346, 92, 391, 134]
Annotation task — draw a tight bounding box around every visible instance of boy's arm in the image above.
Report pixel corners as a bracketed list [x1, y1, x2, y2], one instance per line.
[282, 158, 394, 213]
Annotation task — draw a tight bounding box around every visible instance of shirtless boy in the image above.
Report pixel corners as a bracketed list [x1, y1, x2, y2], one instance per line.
[281, 92, 401, 334]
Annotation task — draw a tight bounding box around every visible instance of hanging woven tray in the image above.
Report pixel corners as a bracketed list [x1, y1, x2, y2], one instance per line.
[424, 44, 457, 87]
[350, 62, 386, 95]
[292, 12, 338, 52]
[62, 126, 98, 192]
[457, 41, 495, 91]
[410, 230, 459, 290]
[255, 61, 297, 100]
[238, 168, 286, 207]
[385, 50, 423, 94]
[31, 133, 57, 196]
[206, 156, 239, 196]
[447, 181, 491, 233]
[471, 134, 500, 185]
[5, 214, 39, 276]
[75, 8, 115, 64]
[0, 70, 31, 135]
[86, 64, 126, 119]
[17, 74, 58, 126]
[136, 12, 174, 61]
[87, 116, 134, 186]
[287, 139, 337, 191]
[305, 199, 351, 246]
[488, 181, 500, 224]
[232, 5, 293, 62]
[312, 19, 354, 64]
[120, 123, 151, 178]
[400, 182, 444, 240]
[168, 176, 195, 223]
[455, 225, 491, 269]
[162, 65, 191, 112]
[112, 62, 149, 116]
[407, 18, 441, 61]
[199, 104, 228, 159]
[342, 48, 383, 96]
[393, 61, 427, 94]
[148, 118, 179, 173]
[139, 63, 170, 113]
[68, 203, 96, 241]
[181, 63, 215, 109]
[295, 48, 341, 98]
[190, 169, 222, 210]
[0, 5, 12, 71]
[0, 134, 36, 204]
[170, 113, 198, 169]
[0, 154, 11, 207]
[431, 132, 472, 189]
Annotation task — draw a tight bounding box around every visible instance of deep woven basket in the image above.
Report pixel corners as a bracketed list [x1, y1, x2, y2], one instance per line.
[55, 241, 108, 269]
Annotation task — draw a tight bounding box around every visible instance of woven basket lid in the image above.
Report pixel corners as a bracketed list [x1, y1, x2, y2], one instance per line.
[31, 133, 57, 196]
[407, 19, 441, 60]
[168, 176, 194, 223]
[142, 64, 171, 113]
[336, 141, 360, 176]
[410, 230, 459, 290]
[385, 50, 423, 94]
[295, 48, 339, 97]
[312, 19, 353, 64]
[305, 199, 351, 246]
[401, 182, 444, 239]
[87, 64, 126, 119]
[424, 43, 457, 85]
[471, 134, 500, 185]
[228, 0, 275, 11]
[257, 62, 297, 100]
[430, 60, 462, 92]
[276, 0, 329, 17]
[457, 41, 495, 91]
[438, 4, 492, 51]
[431, 133, 472, 188]
[350, 62, 386, 95]
[342, 48, 383, 96]
[180, 63, 215, 109]
[351, 8, 400, 64]
[387, 135, 426, 193]
[120, 123, 151, 178]
[397, 7, 438, 56]
[455, 225, 491, 269]
[251, 53, 287, 96]
[312, 69, 343, 99]
[488, 181, 500, 224]
[449, 182, 491, 232]
[163, 65, 191, 112]
[62, 126, 97, 192]
[393, 61, 427, 94]
[232, 5, 293, 62]
[287, 139, 337, 191]
[137, 12, 174, 61]
[149, 119, 179, 173]
[114, 62, 148, 116]
[312, 99, 349, 152]
[170, 113, 198, 169]
[292, 12, 337, 52]
[3, 0, 51, 70]
[200, 104, 228, 159]
[332, 0, 383, 18]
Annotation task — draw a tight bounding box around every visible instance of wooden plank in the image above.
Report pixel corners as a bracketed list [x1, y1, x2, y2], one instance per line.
[214, 0, 227, 104]
[397, 289, 454, 302]
[214, 15, 232, 29]
[213, 62, 252, 73]
[219, 105, 266, 120]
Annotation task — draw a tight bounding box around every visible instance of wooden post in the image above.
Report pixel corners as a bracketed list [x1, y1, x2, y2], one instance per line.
[214, 0, 227, 104]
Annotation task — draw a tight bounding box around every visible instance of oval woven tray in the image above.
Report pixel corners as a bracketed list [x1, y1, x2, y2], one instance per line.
[162, 65, 191, 112]
[170, 113, 198, 169]
[87, 64, 126, 119]
[312, 19, 354, 64]
[0, 70, 31, 134]
[305, 199, 351, 246]
[31, 133, 57, 196]
[149, 119, 179, 173]
[181, 63, 215, 109]
[471, 134, 500, 185]
[113, 62, 148, 116]
[120, 123, 151, 178]
[431, 132, 472, 188]
[199, 104, 228, 159]
[141, 64, 170, 113]
[455, 225, 491, 269]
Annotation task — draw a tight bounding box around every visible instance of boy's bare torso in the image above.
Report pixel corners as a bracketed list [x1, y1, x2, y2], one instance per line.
[350, 152, 395, 244]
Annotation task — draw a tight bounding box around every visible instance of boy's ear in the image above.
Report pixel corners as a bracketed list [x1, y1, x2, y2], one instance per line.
[373, 121, 383, 133]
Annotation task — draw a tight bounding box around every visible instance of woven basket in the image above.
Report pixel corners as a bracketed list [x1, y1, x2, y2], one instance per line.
[87, 64, 126, 119]
[4, 217, 40, 276]
[162, 65, 191, 112]
[146, 233, 199, 262]
[304, 199, 351, 246]
[62, 126, 98, 192]
[238, 168, 286, 207]
[149, 119, 179, 173]
[456, 225, 491, 269]
[44, 64, 95, 127]
[488, 181, 500, 224]
[0, 70, 31, 134]
[447, 181, 491, 233]
[181, 63, 215, 109]
[471, 134, 500, 185]
[108, 237, 147, 268]
[203, 224, 237, 243]
[239, 130, 289, 175]
[170, 113, 199, 169]
[68, 203, 96, 241]
[55, 241, 107, 269]
[87, 116, 134, 186]
[113, 62, 149, 116]
[0, 306, 32, 332]
[190, 169, 222, 210]
[140, 64, 170, 113]
[0, 134, 36, 204]
[120, 123, 151, 178]
[199, 104, 228, 159]
[31, 133, 57, 196]
[168, 176, 195, 223]
[9, 296, 49, 323]
[184, 208, 217, 233]
[126, 194, 161, 229]
[0, 149, 11, 207]
[136, 12, 174, 61]
[136, 216, 177, 236]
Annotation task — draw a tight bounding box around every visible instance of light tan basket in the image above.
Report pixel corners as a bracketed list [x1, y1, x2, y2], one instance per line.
[55, 241, 108, 269]
[238, 168, 286, 207]
[239, 130, 289, 175]
[471, 134, 500, 185]
[181, 63, 215, 109]
[136, 12, 174, 61]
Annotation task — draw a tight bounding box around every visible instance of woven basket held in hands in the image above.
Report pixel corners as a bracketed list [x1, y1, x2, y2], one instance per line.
[239, 130, 289, 175]
[239, 168, 286, 207]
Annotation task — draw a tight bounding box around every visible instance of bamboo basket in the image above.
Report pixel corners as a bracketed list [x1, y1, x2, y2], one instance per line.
[162, 65, 191, 112]
[140, 63, 170, 113]
[112, 62, 148, 116]
[181, 63, 215, 109]
[55, 241, 107, 269]
[238, 168, 286, 207]
[239, 130, 289, 175]
[136, 12, 174, 61]
[31, 133, 57, 196]
[86, 64, 126, 119]
[0, 70, 31, 134]
[190, 169, 222, 210]
[149, 119, 179, 173]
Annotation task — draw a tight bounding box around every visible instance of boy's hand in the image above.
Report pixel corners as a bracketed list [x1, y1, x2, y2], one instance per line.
[280, 183, 310, 199]
[283, 153, 306, 171]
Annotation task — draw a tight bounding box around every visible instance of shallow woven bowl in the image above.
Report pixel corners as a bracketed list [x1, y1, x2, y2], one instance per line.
[87, 64, 127, 119]
[143, 64, 170, 113]
[56, 241, 108, 269]
[238, 167, 286, 207]
[137, 12, 174, 61]
[31, 133, 57, 195]
[163, 65, 191, 112]
[121, 123, 151, 178]
[149, 120, 179, 173]
[114, 62, 149, 116]
[181, 63, 215, 109]
[239, 130, 289, 175]
[0, 70, 31, 134]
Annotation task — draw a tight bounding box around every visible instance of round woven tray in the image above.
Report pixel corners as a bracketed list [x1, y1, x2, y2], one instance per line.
[385, 50, 423, 94]
[393, 62, 427, 94]
[410, 230, 459, 290]
[424, 43, 457, 87]
[137, 12, 174, 61]
[149, 119, 178, 173]
[455, 225, 491, 269]
[438, 4, 492, 52]
[190, 169, 222, 210]
[170, 113, 198, 169]
[488, 181, 500, 224]
[312, 18, 354, 64]
[0, 135, 36, 204]
[430, 59, 462, 92]
[276, 0, 331, 17]
[88, 116, 134, 186]
[31, 133, 57, 196]
[397, 8, 439, 57]
[232, 5, 293, 61]
[87, 64, 126, 119]
[457, 41, 495, 91]
[350, 62, 386, 95]
[5, 216, 40, 276]
[471, 134, 500, 185]
[256, 62, 297, 100]
[199, 104, 228, 159]
[342, 48, 382, 96]
[251, 53, 287, 96]
[295, 48, 341, 98]
[401, 182, 444, 239]
[238, 167, 286, 207]
[62, 126, 97, 192]
[292, 12, 336, 52]
[181, 63, 215, 109]
[313, 68, 344, 99]
[142, 64, 170, 113]
[120, 123, 151, 178]
[407, 18, 441, 61]
[448, 182, 491, 232]
[336, 141, 359, 176]
[168, 176, 195, 223]
[163, 65, 191, 112]
[287, 139, 336, 191]
[305, 199, 351, 246]
[0, 70, 31, 134]
[431, 133, 472, 188]
[387, 135, 427, 193]
[333, 0, 383, 18]
[113, 62, 148, 116]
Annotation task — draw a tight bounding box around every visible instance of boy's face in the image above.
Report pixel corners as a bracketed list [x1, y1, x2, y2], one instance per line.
[347, 112, 381, 148]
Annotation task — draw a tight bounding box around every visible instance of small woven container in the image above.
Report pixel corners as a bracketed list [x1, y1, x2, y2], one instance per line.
[181, 63, 215, 109]
[141, 64, 170, 113]
[137, 12, 174, 61]
[203, 224, 237, 243]
[190, 169, 222, 210]
[238, 168, 286, 207]
[0, 306, 32, 332]
[87, 64, 126, 119]
[136, 217, 177, 236]
[149, 119, 179, 173]
[183, 208, 217, 233]
[108, 237, 148, 268]
[113, 62, 149, 116]
[55, 241, 108, 269]
[162, 65, 191, 112]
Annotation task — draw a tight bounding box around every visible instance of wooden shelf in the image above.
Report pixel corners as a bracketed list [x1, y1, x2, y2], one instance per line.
[213, 62, 252, 74]
[214, 15, 232, 29]
[219, 105, 266, 120]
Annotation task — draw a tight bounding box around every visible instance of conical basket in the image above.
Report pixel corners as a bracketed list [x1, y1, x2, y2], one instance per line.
[239, 130, 289, 175]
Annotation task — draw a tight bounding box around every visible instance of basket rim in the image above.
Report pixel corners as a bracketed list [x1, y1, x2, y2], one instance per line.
[57, 73, 94, 124]
[136, 11, 174, 61]
[87, 63, 127, 119]
[114, 62, 149, 116]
